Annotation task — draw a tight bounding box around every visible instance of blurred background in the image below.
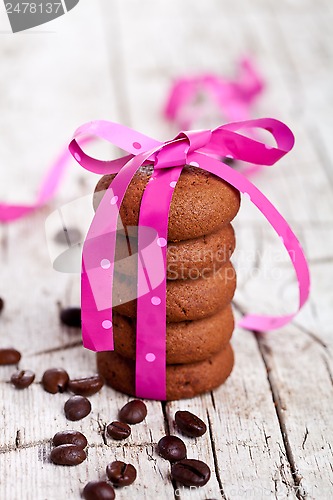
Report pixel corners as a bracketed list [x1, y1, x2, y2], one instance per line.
[0, 0, 332, 199]
[1, 0, 332, 322]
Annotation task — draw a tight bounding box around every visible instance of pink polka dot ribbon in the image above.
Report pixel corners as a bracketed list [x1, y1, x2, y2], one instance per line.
[163, 57, 265, 176]
[68, 118, 309, 401]
[0, 60, 261, 224]
[0, 137, 93, 223]
[164, 58, 264, 128]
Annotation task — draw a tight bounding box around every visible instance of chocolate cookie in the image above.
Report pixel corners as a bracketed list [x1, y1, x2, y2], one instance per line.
[113, 261, 237, 322]
[114, 224, 236, 280]
[97, 343, 234, 400]
[94, 165, 240, 241]
[113, 305, 234, 364]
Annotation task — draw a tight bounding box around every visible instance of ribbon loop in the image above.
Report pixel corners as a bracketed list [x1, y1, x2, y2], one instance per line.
[69, 120, 162, 175]
[177, 129, 213, 154]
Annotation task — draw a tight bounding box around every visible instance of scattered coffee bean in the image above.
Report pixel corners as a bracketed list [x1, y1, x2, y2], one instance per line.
[157, 435, 187, 462]
[53, 430, 87, 449]
[106, 460, 137, 487]
[68, 374, 104, 397]
[55, 227, 82, 246]
[64, 395, 91, 421]
[0, 297, 4, 313]
[107, 421, 131, 440]
[175, 410, 207, 437]
[50, 444, 86, 466]
[83, 481, 115, 500]
[10, 370, 35, 389]
[0, 348, 21, 366]
[60, 307, 81, 328]
[42, 368, 69, 394]
[171, 459, 211, 487]
[119, 399, 147, 424]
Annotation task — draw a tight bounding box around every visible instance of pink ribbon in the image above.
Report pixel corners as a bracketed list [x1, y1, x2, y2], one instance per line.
[164, 58, 265, 176]
[0, 60, 262, 225]
[0, 137, 93, 223]
[69, 118, 310, 401]
[164, 58, 264, 130]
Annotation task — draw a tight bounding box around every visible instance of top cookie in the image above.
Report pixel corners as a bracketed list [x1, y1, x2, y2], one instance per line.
[93, 165, 240, 241]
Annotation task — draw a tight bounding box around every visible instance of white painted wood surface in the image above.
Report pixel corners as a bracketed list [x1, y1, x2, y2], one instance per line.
[0, 0, 332, 499]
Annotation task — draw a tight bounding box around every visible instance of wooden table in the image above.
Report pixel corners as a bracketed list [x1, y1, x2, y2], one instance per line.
[0, 1, 332, 498]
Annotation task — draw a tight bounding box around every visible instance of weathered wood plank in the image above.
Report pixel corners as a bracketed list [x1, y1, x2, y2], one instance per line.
[113, 2, 333, 500]
[110, 2, 332, 500]
[0, 443, 174, 500]
[1, 0, 333, 498]
[0, 0, 116, 356]
[234, 10, 333, 499]
[0, 2, 174, 499]
[0, 349, 173, 496]
[166, 327, 298, 499]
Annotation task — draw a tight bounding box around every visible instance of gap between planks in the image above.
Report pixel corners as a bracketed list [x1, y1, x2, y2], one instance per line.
[233, 301, 306, 500]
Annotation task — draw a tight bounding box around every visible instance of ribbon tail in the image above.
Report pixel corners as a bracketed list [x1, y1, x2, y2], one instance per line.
[135, 166, 183, 400]
[81, 259, 110, 351]
[235, 57, 265, 102]
[189, 151, 310, 331]
[0, 137, 95, 224]
[0, 204, 38, 223]
[80, 152, 154, 353]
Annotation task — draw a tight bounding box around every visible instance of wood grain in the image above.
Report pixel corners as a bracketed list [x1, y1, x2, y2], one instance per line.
[0, 0, 332, 498]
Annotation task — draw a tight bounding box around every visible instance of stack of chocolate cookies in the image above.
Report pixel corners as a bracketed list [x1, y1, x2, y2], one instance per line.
[93, 165, 240, 400]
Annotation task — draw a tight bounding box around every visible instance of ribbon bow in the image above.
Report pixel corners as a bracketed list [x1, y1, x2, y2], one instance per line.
[69, 118, 310, 401]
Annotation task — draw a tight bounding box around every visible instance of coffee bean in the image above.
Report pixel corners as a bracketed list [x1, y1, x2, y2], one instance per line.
[55, 227, 82, 246]
[11, 370, 35, 389]
[0, 348, 21, 366]
[157, 435, 187, 462]
[106, 460, 137, 487]
[50, 444, 86, 466]
[60, 307, 81, 328]
[83, 481, 115, 500]
[119, 399, 147, 424]
[64, 395, 91, 421]
[107, 421, 131, 440]
[42, 368, 69, 394]
[171, 459, 211, 487]
[0, 297, 4, 313]
[53, 430, 87, 449]
[68, 374, 104, 397]
[175, 410, 207, 437]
